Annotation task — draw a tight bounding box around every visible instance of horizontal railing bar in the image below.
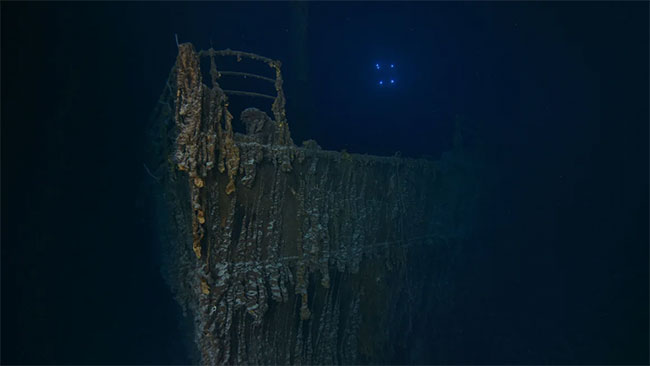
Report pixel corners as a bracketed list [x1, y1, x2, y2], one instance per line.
[218, 71, 275, 84]
[223, 90, 276, 100]
[200, 48, 280, 67]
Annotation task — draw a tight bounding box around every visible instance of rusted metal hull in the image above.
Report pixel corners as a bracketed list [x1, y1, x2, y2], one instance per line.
[149, 43, 478, 364]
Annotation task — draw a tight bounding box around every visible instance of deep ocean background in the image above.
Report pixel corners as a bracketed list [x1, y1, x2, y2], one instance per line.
[2, 2, 648, 364]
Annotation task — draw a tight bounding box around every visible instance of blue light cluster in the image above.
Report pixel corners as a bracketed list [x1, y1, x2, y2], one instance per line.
[375, 62, 397, 87]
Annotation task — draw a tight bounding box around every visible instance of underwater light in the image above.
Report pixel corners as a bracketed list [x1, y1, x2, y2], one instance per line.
[374, 62, 398, 88]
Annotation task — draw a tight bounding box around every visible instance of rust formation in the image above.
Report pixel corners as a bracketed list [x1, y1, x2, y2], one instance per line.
[149, 43, 480, 364]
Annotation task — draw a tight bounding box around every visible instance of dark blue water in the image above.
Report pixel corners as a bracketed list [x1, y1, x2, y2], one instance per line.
[2, 2, 648, 364]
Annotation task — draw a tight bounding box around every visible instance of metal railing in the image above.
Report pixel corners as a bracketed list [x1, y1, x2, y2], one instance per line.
[198, 48, 286, 111]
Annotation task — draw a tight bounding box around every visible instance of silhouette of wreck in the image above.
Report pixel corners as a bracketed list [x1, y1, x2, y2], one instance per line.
[148, 43, 481, 364]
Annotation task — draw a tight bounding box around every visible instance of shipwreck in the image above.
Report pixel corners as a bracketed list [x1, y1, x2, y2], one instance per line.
[147, 43, 481, 364]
